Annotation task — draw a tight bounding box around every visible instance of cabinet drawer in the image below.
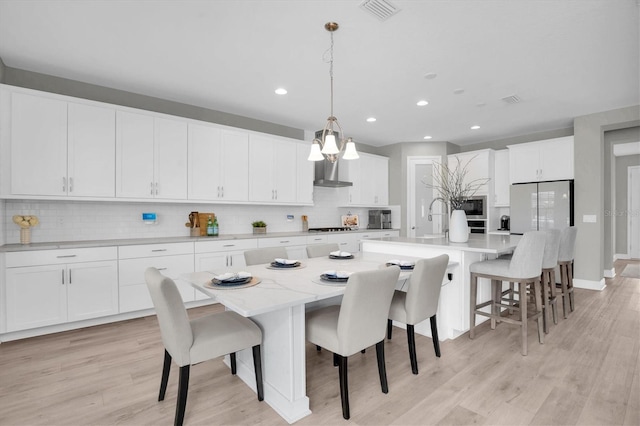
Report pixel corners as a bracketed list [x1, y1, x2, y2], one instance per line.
[195, 238, 257, 253]
[306, 235, 328, 244]
[257, 236, 307, 248]
[119, 254, 194, 286]
[6, 247, 118, 268]
[118, 242, 193, 259]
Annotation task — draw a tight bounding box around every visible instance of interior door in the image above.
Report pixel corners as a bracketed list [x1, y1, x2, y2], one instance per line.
[407, 156, 442, 237]
[629, 166, 640, 259]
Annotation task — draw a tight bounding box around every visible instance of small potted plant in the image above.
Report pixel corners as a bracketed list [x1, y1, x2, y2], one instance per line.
[252, 220, 267, 234]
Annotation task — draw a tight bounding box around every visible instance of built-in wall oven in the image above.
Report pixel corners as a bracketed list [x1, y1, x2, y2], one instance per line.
[462, 196, 487, 233]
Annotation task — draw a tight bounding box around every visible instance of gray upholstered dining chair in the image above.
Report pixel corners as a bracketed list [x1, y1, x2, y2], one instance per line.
[387, 254, 449, 374]
[558, 226, 578, 318]
[305, 243, 340, 258]
[306, 265, 401, 420]
[540, 229, 561, 331]
[243, 246, 288, 266]
[469, 231, 546, 356]
[144, 267, 264, 426]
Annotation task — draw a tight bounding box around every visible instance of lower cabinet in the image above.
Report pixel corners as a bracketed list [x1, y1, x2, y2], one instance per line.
[118, 242, 195, 313]
[257, 236, 308, 260]
[4, 248, 118, 332]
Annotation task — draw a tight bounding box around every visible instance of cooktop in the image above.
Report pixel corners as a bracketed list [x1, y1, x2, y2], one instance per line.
[308, 227, 353, 232]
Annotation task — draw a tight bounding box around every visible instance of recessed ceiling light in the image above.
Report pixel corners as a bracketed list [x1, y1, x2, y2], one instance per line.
[275, 88, 287, 95]
[423, 135, 433, 140]
[453, 88, 465, 95]
[424, 72, 437, 79]
[416, 100, 429, 106]
[470, 125, 481, 130]
[366, 117, 377, 122]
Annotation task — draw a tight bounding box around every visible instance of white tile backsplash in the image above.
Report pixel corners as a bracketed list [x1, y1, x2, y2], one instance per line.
[2, 187, 377, 244]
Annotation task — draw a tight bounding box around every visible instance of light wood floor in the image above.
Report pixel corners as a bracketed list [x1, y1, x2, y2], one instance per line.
[1, 259, 638, 425]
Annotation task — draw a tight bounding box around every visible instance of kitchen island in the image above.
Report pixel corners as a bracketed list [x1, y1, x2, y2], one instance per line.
[361, 234, 521, 341]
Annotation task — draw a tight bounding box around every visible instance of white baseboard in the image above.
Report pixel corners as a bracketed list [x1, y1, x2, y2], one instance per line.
[604, 268, 616, 278]
[574, 278, 606, 291]
[615, 253, 631, 260]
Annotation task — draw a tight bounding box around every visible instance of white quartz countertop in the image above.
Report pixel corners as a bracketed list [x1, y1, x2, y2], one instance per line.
[363, 234, 521, 255]
[0, 228, 400, 253]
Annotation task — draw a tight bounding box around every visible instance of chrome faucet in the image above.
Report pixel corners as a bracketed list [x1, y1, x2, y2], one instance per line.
[427, 197, 449, 238]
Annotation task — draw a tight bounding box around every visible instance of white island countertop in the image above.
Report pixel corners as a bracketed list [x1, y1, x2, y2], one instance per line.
[365, 233, 521, 255]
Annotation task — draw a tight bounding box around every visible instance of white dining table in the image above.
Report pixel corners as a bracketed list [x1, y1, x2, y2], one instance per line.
[182, 252, 455, 424]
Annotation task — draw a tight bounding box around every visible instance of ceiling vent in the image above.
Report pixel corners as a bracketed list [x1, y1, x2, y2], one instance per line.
[501, 94, 522, 104]
[359, 0, 400, 21]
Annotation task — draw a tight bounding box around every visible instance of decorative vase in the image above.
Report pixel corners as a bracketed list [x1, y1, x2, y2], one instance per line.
[20, 227, 31, 245]
[253, 227, 267, 235]
[448, 210, 469, 243]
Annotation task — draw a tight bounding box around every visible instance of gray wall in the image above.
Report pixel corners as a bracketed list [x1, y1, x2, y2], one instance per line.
[0, 62, 304, 140]
[574, 106, 640, 283]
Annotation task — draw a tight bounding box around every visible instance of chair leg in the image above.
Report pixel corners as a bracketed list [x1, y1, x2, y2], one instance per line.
[375, 340, 389, 393]
[430, 315, 441, 357]
[333, 353, 338, 367]
[508, 282, 515, 314]
[230, 352, 237, 375]
[541, 270, 550, 334]
[520, 281, 528, 356]
[549, 269, 558, 325]
[406, 324, 418, 375]
[175, 365, 190, 426]
[568, 261, 575, 312]
[252, 345, 264, 401]
[560, 263, 570, 319]
[469, 273, 478, 339]
[337, 354, 350, 420]
[387, 318, 393, 340]
[534, 279, 544, 345]
[159, 349, 172, 401]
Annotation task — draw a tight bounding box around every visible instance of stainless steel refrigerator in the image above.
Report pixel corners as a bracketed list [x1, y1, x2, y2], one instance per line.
[510, 180, 574, 234]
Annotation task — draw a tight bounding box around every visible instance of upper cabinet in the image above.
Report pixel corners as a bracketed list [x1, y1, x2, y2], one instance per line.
[296, 144, 314, 204]
[116, 111, 187, 199]
[493, 149, 510, 206]
[339, 152, 389, 207]
[248, 134, 297, 204]
[188, 123, 249, 202]
[4, 90, 115, 197]
[508, 136, 574, 183]
[447, 149, 494, 196]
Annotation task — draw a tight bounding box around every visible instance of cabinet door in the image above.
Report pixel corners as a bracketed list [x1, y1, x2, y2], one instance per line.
[272, 139, 297, 202]
[116, 110, 154, 198]
[509, 144, 540, 184]
[195, 252, 229, 271]
[67, 260, 118, 322]
[11, 92, 67, 196]
[296, 143, 314, 203]
[339, 158, 362, 205]
[539, 137, 574, 181]
[68, 103, 116, 197]
[155, 117, 187, 199]
[220, 129, 249, 201]
[188, 123, 223, 200]
[249, 134, 275, 202]
[449, 151, 490, 195]
[359, 155, 376, 205]
[6, 265, 67, 331]
[494, 149, 510, 206]
[372, 155, 389, 205]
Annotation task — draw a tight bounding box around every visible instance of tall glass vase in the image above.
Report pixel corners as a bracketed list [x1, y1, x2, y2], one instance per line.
[449, 210, 469, 242]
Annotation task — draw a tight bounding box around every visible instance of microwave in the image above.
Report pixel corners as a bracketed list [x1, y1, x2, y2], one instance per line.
[461, 196, 487, 219]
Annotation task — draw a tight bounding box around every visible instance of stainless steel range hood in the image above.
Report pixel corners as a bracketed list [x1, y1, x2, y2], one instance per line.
[314, 159, 353, 187]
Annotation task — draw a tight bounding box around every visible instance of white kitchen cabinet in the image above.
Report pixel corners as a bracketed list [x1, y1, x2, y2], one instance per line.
[493, 149, 510, 206]
[327, 233, 360, 253]
[339, 153, 389, 206]
[6, 90, 116, 197]
[296, 143, 314, 204]
[249, 134, 297, 203]
[508, 136, 574, 184]
[118, 242, 194, 313]
[258, 236, 308, 259]
[447, 149, 493, 196]
[188, 123, 249, 202]
[195, 239, 257, 270]
[4, 247, 118, 332]
[116, 111, 187, 199]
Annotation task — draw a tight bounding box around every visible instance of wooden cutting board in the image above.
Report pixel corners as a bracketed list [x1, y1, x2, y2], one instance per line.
[197, 213, 215, 236]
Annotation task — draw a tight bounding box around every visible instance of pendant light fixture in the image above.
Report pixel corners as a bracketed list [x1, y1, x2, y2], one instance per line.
[308, 22, 359, 163]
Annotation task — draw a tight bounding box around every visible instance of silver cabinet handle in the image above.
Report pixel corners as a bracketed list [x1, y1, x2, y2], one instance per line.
[150, 182, 154, 195]
[61, 269, 65, 285]
[62, 177, 66, 192]
[221, 186, 224, 198]
[69, 177, 73, 193]
[155, 182, 158, 195]
[280, 240, 289, 243]
[156, 267, 167, 271]
[151, 249, 167, 252]
[56, 254, 77, 258]
[223, 244, 236, 247]
[69, 269, 72, 284]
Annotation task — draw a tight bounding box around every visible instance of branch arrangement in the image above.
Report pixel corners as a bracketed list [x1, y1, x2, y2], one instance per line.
[422, 156, 490, 210]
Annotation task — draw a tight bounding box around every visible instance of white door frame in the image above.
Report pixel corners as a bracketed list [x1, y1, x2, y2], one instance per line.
[628, 165, 640, 259]
[407, 155, 442, 238]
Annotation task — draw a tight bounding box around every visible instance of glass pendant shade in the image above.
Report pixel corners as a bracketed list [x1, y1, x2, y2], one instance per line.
[321, 133, 339, 155]
[342, 140, 359, 160]
[307, 142, 324, 161]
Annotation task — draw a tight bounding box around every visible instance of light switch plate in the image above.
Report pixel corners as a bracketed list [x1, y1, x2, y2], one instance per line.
[583, 214, 597, 223]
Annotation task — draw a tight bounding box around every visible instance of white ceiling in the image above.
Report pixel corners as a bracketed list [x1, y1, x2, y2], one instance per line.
[0, 0, 638, 147]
